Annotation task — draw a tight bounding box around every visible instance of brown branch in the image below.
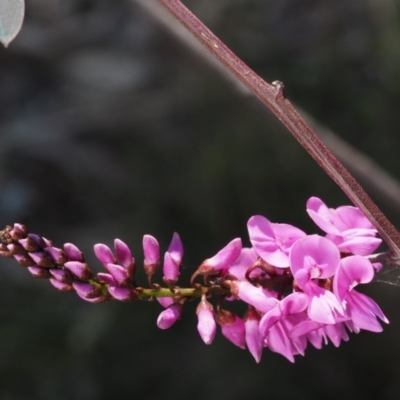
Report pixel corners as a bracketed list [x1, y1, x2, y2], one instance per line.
[134, 0, 400, 214]
[151, 0, 400, 259]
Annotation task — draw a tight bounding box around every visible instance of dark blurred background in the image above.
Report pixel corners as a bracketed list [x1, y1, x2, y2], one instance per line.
[1, 0, 400, 399]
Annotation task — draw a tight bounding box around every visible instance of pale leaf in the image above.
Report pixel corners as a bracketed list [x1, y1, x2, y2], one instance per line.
[0, 0, 25, 47]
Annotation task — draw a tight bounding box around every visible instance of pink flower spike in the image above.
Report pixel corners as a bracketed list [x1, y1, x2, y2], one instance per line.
[106, 263, 129, 285]
[248, 215, 305, 268]
[94, 244, 115, 268]
[63, 243, 84, 262]
[157, 303, 183, 329]
[163, 252, 179, 286]
[167, 232, 184, 266]
[216, 310, 246, 349]
[198, 238, 242, 274]
[114, 239, 135, 272]
[243, 308, 263, 363]
[196, 297, 216, 345]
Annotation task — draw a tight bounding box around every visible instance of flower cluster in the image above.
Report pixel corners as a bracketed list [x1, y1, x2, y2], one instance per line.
[0, 197, 388, 363]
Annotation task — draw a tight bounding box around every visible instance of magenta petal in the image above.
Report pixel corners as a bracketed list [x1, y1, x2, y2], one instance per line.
[94, 244, 115, 267]
[44, 247, 65, 264]
[335, 206, 376, 230]
[63, 243, 84, 262]
[157, 303, 182, 329]
[233, 280, 278, 313]
[97, 272, 116, 285]
[259, 302, 282, 336]
[167, 232, 184, 266]
[337, 236, 381, 256]
[221, 316, 246, 349]
[267, 323, 296, 363]
[205, 238, 242, 270]
[157, 297, 174, 308]
[72, 282, 97, 298]
[49, 269, 71, 283]
[323, 323, 349, 347]
[228, 248, 258, 280]
[143, 235, 160, 266]
[305, 282, 344, 324]
[290, 235, 340, 281]
[114, 239, 134, 269]
[244, 318, 263, 363]
[248, 215, 275, 242]
[28, 266, 49, 278]
[108, 285, 133, 301]
[333, 256, 374, 301]
[64, 261, 88, 279]
[163, 252, 179, 282]
[106, 263, 129, 285]
[347, 290, 388, 332]
[49, 279, 71, 291]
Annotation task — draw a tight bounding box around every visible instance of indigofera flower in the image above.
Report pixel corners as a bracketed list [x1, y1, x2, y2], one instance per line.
[0, 195, 389, 363]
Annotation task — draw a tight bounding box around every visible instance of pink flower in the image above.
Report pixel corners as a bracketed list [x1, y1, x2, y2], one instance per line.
[306, 197, 381, 255]
[248, 215, 306, 267]
[259, 293, 309, 362]
[290, 235, 344, 324]
[333, 255, 388, 332]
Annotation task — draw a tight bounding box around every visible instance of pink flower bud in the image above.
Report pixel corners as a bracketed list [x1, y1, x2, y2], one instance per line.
[216, 309, 246, 349]
[64, 243, 84, 262]
[64, 261, 92, 280]
[142, 235, 160, 277]
[196, 297, 216, 345]
[157, 303, 182, 329]
[28, 266, 50, 279]
[198, 238, 242, 274]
